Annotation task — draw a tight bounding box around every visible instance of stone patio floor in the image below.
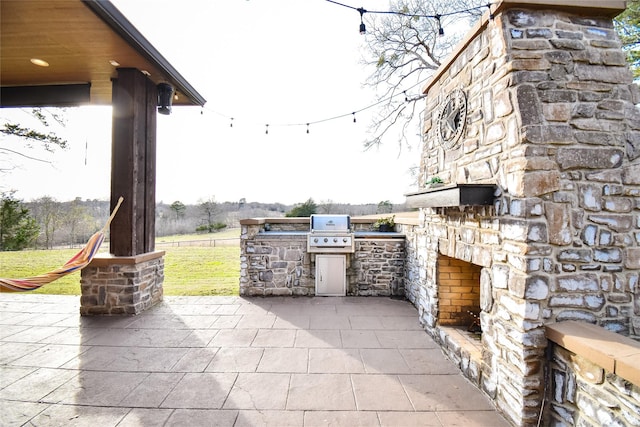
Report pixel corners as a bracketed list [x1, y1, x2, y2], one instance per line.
[0, 294, 510, 427]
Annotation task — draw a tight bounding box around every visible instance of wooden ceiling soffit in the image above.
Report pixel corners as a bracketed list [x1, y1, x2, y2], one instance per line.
[84, 0, 206, 107]
[0, 0, 205, 108]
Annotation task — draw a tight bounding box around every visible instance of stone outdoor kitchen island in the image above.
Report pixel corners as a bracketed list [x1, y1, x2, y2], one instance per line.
[400, 0, 639, 426]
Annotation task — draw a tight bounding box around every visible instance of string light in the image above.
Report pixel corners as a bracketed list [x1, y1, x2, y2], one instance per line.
[435, 15, 444, 37]
[199, 78, 429, 135]
[190, 3, 494, 136]
[325, 0, 495, 36]
[486, 3, 495, 20]
[358, 7, 366, 34]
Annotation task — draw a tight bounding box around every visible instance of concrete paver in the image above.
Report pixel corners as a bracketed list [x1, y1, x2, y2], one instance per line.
[287, 374, 356, 411]
[206, 347, 263, 373]
[308, 348, 364, 373]
[257, 347, 308, 372]
[0, 294, 510, 426]
[224, 372, 290, 410]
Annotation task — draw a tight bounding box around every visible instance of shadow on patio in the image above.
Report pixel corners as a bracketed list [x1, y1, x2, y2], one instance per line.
[0, 294, 510, 426]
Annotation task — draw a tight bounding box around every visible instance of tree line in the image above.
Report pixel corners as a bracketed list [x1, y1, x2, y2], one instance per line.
[0, 193, 403, 251]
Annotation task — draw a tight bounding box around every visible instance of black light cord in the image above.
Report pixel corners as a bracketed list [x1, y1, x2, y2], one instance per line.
[197, 0, 498, 133]
[325, 0, 495, 35]
[200, 77, 428, 133]
[326, 0, 493, 19]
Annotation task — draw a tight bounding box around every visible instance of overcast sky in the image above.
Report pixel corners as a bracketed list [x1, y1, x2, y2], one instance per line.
[1, 0, 421, 205]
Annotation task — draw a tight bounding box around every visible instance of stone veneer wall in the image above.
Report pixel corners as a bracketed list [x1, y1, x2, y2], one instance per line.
[80, 252, 164, 315]
[548, 344, 640, 426]
[403, 1, 639, 426]
[352, 239, 405, 296]
[545, 321, 640, 426]
[239, 219, 405, 296]
[240, 229, 313, 296]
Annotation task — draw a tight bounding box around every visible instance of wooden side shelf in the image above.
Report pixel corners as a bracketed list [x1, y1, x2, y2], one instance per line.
[546, 321, 640, 386]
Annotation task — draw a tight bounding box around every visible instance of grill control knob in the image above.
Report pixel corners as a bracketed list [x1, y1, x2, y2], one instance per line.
[313, 238, 318, 243]
[333, 238, 338, 243]
[343, 237, 348, 243]
[323, 238, 328, 243]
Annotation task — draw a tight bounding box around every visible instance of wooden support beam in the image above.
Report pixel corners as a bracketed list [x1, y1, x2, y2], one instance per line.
[110, 68, 156, 256]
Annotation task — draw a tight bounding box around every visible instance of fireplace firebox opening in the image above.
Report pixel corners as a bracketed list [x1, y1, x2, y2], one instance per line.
[437, 255, 482, 332]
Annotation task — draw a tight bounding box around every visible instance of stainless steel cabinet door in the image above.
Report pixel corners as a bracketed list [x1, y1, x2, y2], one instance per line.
[315, 255, 346, 296]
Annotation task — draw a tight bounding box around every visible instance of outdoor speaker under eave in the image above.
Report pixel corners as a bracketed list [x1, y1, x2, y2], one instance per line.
[157, 83, 173, 115]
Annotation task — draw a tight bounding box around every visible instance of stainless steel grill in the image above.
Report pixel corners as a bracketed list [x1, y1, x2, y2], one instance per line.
[307, 214, 355, 253]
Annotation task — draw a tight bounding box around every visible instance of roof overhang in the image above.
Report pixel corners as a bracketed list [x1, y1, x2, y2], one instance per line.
[0, 0, 206, 108]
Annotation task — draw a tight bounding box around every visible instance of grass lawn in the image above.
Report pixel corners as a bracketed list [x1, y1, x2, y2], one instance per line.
[163, 246, 239, 296]
[0, 232, 241, 296]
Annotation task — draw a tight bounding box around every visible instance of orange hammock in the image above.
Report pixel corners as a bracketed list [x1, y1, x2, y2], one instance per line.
[0, 197, 124, 292]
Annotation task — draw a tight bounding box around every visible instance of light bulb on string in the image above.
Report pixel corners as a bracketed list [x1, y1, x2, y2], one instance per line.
[326, 1, 496, 39]
[435, 15, 444, 36]
[486, 3, 494, 20]
[195, 62, 433, 135]
[358, 7, 367, 34]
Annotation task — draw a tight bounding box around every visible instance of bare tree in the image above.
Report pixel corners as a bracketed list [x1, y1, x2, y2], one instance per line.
[361, 0, 487, 150]
[198, 196, 221, 232]
[63, 197, 93, 246]
[31, 196, 62, 249]
[319, 200, 336, 214]
[0, 108, 68, 174]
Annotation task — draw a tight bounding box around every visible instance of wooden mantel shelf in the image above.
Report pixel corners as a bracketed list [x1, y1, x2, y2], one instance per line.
[405, 184, 496, 208]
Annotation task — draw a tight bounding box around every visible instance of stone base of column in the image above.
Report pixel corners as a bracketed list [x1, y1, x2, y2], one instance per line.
[80, 251, 165, 315]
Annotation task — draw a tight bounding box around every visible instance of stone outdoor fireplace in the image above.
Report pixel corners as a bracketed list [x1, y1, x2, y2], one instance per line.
[401, 1, 639, 426]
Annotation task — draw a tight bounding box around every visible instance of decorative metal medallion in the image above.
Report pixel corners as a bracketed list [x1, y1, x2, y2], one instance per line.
[436, 88, 467, 149]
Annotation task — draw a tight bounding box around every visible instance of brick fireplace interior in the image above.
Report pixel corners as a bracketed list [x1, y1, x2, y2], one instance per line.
[436, 255, 485, 357]
[437, 255, 482, 328]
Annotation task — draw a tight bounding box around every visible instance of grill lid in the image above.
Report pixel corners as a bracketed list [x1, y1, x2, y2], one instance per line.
[310, 215, 351, 232]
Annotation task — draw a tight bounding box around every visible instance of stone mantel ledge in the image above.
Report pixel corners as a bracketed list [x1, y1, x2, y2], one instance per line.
[405, 184, 496, 208]
[546, 321, 640, 386]
[88, 250, 166, 266]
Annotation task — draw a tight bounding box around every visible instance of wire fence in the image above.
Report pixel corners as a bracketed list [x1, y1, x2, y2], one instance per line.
[155, 238, 240, 248]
